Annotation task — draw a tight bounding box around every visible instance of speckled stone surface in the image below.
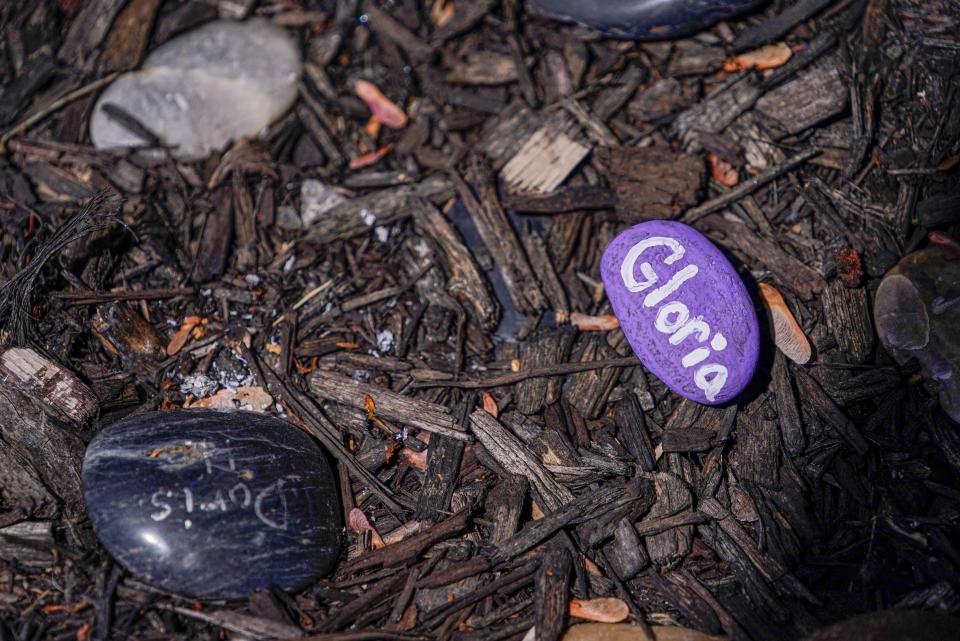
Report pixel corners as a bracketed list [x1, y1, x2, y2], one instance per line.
[875, 244, 960, 422]
[82, 409, 341, 599]
[89, 18, 301, 159]
[601, 221, 759, 405]
[527, 0, 765, 38]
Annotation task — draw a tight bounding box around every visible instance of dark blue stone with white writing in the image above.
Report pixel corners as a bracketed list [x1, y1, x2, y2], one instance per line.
[528, 0, 765, 39]
[82, 409, 341, 599]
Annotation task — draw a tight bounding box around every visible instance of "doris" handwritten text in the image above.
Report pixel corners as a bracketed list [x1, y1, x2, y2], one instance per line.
[142, 442, 296, 530]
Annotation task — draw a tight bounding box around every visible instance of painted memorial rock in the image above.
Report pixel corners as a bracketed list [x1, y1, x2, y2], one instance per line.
[527, 0, 765, 39]
[601, 221, 759, 405]
[82, 409, 341, 599]
[875, 241, 960, 422]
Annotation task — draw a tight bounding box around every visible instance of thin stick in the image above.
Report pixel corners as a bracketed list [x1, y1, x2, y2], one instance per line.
[681, 148, 819, 224]
[0, 73, 120, 152]
[412, 356, 639, 389]
[52, 287, 194, 303]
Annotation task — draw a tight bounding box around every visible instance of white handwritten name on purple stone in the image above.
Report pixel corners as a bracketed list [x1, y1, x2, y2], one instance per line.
[619, 235, 729, 401]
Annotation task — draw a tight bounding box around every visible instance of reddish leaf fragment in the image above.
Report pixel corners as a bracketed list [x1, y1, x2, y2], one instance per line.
[355, 79, 408, 129]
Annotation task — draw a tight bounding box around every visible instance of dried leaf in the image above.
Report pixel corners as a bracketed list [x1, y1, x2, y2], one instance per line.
[348, 507, 386, 549]
[570, 313, 620, 331]
[365, 115, 381, 139]
[724, 42, 792, 72]
[265, 342, 282, 355]
[938, 153, 960, 172]
[431, 0, 455, 27]
[166, 315, 202, 356]
[708, 153, 739, 187]
[482, 392, 499, 418]
[349, 146, 393, 170]
[759, 283, 811, 364]
[355, 79, 408, 129]
[581, 555, 603, 577]
[569, 598, 630, 623]
[562, 623, 726, 641]
[186, 386, 274, 412]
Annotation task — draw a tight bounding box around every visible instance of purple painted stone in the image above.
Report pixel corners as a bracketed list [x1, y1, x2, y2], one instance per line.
[601, 221, 759, 405]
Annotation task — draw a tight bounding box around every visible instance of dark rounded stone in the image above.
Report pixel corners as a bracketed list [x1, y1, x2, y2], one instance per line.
[527, 0, 766, 39]
[875, 245, 960, 422]
[801, 610, 960, 641]
[82, 409, 341, 599]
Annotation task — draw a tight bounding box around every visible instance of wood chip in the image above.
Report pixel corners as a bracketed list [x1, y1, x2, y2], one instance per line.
[309, 370, 470, 441]
[501, 115, 590, 194]
[0, 347, 98, 427]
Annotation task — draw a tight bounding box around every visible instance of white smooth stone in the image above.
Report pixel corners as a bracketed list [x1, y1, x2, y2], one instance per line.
[90, 19, 301, 160]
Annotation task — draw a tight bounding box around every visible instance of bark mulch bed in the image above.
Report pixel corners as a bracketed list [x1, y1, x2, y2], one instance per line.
[1, 0, 960, 640]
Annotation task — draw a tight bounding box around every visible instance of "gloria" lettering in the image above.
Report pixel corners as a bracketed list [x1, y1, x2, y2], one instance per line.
[620, 236, 728, 402]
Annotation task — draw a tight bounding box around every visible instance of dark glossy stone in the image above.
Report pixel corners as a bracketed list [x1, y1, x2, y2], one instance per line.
[528, 0, 765, 39]
[800, 610, 960, 641]
[82, 409, 341, 599]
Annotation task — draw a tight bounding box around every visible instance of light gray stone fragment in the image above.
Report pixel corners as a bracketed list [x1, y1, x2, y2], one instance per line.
[90, 19, 301, 159]
[300, 180, 346, 226]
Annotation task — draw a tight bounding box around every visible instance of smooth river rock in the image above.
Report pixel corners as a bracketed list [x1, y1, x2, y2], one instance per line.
[875, 243, 960, 422]
[527, 0, 765, 39]
[90, 19, 301, 159]
[800, 610, 960, 641]
[82, 409, 341, 599]
[601, 221, 759, 405]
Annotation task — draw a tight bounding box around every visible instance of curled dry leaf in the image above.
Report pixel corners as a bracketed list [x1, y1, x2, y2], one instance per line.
[166, 315, 202, 356]
[724, 42, 793, 72]
[562, 623, 726, 641]
[348, 507, 386, 549]
[937, 153, 960, 172]
[364, 393, 392, 434]
[185, 386, 274, 412]
[531, 501, 545, 520]
[431, 0, 455, 27]
[708, 153, 739, 187]
[759, 283, 811, 364]
[365, 115, 382, 140]
[569, 598, 630, 623]
[581, 555, 603, 577]
[354, 79, 408, 129]
[349, 145, 393, 170]
[570, 313, 620, 331]
[482, 392, 499, 418]
[929, 230, 960, 257]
